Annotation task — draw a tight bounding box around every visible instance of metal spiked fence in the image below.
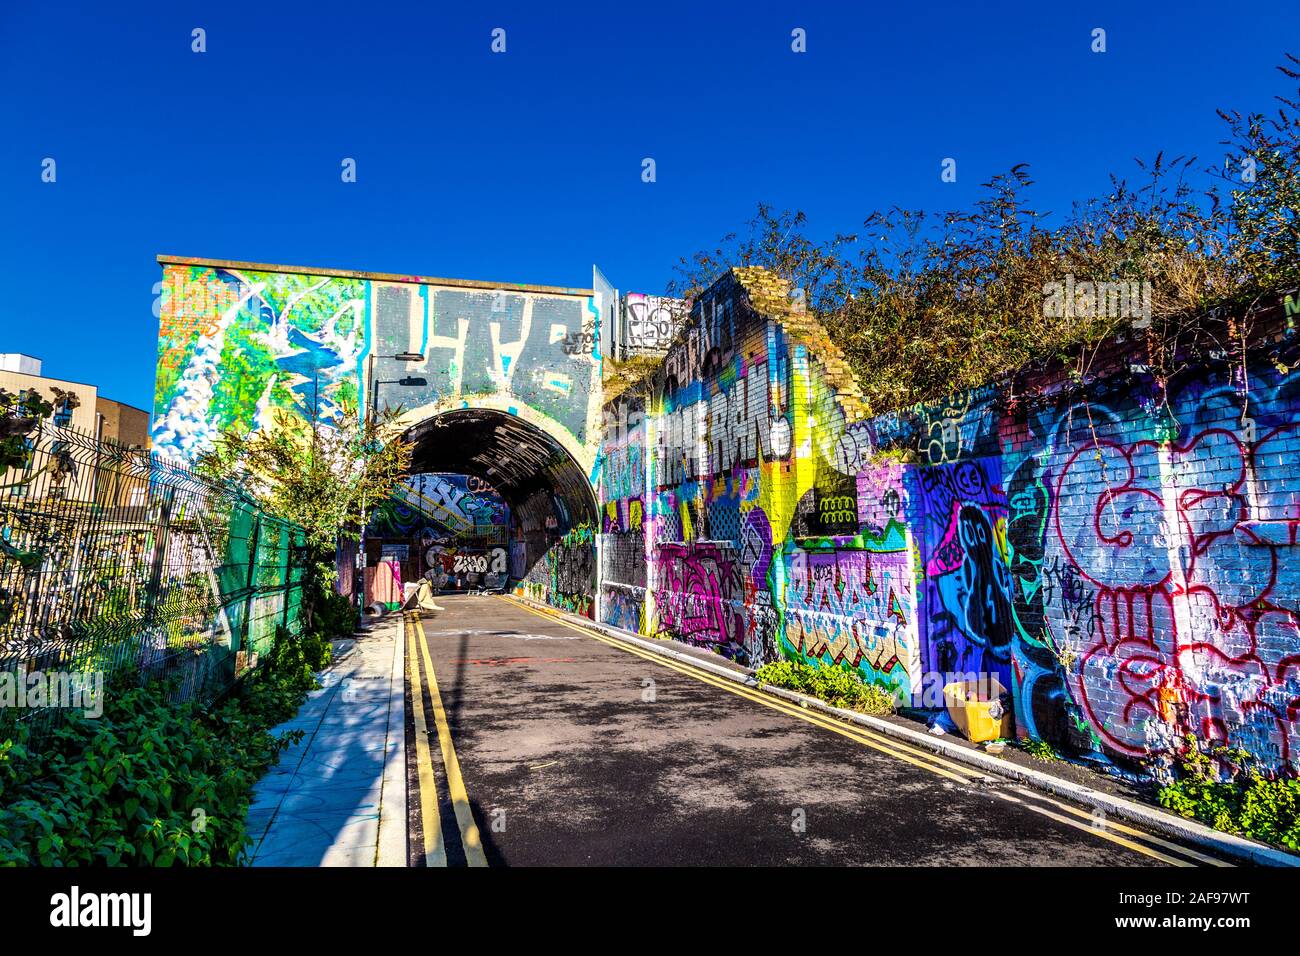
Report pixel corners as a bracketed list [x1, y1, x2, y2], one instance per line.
[0, 422, 307, 735]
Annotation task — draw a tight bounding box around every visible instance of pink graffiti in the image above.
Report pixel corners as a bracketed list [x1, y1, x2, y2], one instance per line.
[655, 542, 741, 646]
[1054, 425, 1300, 762]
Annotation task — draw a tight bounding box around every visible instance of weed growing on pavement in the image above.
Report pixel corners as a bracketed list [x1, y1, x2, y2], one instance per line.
[1156, 734, 1300, 851]
[755, 659, 897, 716]
[1019, 738, 1063, 762]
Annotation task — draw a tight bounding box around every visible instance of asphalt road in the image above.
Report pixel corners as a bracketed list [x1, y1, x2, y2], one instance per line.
[402, 595, 1225, 867]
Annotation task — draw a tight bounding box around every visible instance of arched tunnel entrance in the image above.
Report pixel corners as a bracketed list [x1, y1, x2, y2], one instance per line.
[387, 408, 599, 616]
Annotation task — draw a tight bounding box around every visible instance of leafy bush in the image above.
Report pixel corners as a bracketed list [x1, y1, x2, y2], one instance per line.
[0, 628, 323, 866]
[313, 585, 359, 645]
[670, 58, 1300, 416]
[1156, 735, 1300, 851]
[276, 583, 356, 678]
[266, 623, 332, 689]
[756, 658, 897, 716]
[196, 401, 412, 560]
[0, 386, 57, 472]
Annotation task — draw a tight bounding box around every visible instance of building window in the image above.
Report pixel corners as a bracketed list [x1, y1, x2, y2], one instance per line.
[53, 398, 73, 427]
[7, 437, 34, 497]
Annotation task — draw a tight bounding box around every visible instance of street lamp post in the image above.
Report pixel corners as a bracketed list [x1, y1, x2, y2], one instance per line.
[367, 351, 426, 422]
[357, 351, 425, 609]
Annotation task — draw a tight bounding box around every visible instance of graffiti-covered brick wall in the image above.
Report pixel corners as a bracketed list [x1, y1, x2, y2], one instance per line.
[597, 269, 923, 694]
[597, 267, 1300, 774]
[152, 257, 603, 472]
[366, 473, 511, 598]
[1000, 332, 1300, 771]
[516, 521, 596, 618]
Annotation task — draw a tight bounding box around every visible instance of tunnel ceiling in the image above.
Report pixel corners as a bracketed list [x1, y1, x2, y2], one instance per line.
[402, 409, 596, 525]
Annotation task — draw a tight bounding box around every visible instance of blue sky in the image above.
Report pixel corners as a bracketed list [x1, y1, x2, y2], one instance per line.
[1, 0, 1297, 413]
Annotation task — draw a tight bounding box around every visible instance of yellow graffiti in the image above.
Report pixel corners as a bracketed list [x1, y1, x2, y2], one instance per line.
[757, 352, 817, 543]
[993, 515, 1010, 564]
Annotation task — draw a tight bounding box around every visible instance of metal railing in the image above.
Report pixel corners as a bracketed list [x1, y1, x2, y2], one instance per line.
[0, 422, 307, 735]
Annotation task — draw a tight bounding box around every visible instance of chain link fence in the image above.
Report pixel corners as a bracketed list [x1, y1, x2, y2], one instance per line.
[0, 422, 307, 736]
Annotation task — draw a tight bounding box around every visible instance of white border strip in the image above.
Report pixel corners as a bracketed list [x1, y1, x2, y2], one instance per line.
[376, 615, 408, 867]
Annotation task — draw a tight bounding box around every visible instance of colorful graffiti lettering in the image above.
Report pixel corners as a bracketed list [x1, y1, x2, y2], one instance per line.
[152, 261, 602, 462]
[595, 267, 1300, 774]
[784, 546, 915, 690]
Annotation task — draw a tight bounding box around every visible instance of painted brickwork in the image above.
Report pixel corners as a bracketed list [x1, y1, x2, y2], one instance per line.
[596, 269, 1300, 773]
[154, 257, 605, 617]
[597, 270, 922, 696]
[152, 259, 602, 472]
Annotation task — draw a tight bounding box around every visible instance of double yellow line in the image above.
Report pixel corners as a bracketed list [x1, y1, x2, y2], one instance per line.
[405, 612, 488, 867]
[503, 597, 1227, 869]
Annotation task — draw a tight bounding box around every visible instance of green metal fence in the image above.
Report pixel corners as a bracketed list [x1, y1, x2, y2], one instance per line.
[0, 422, 308, 736]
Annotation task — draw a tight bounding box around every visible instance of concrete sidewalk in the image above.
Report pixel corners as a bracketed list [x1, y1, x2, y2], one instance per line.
[244, 614, 406, 866]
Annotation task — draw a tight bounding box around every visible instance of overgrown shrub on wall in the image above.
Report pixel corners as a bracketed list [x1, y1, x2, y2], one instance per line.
[668, 58, 1300, 417]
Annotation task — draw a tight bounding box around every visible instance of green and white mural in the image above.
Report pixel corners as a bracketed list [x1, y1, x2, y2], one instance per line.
[152, 259, 602, 467]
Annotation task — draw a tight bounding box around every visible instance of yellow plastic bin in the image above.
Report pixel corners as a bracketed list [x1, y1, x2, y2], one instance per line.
[943, 677, 1013, 743]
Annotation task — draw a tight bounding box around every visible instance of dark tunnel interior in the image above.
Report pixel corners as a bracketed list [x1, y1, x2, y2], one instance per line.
[394, 409, 599, 615]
